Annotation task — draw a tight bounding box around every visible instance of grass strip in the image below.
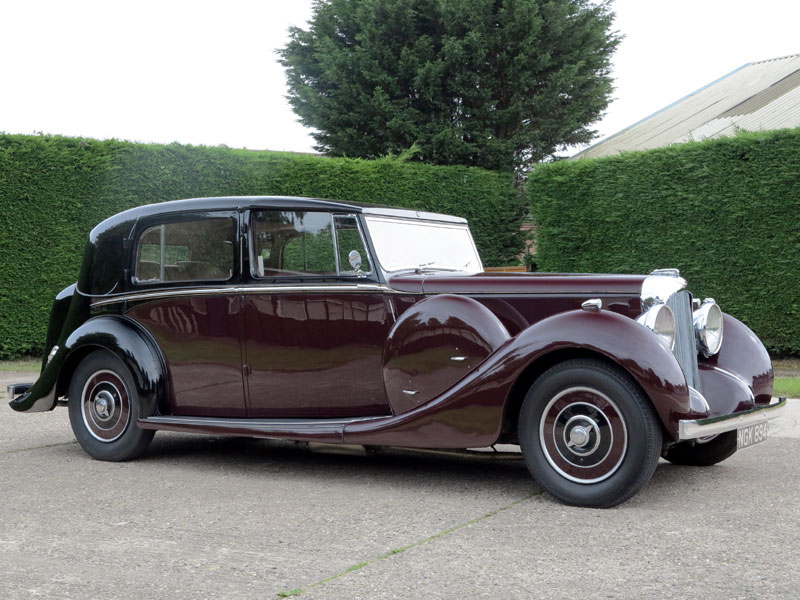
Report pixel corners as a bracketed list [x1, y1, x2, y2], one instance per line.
[276, 491, 542, 597]
[773, 378, 800, 399]
[0, 360, 39, 373]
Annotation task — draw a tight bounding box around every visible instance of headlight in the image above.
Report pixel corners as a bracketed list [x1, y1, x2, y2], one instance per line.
[694, 299, 723, 356]
[636, 304, 676, 351]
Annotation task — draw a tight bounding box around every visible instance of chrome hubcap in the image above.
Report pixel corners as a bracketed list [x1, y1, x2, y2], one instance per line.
[564, 415, 602, 455]
[540, 387, 628, 484]
[94, 391, 113, 420]
[81, 370, 131, 443]
[568, 425, 589, 447]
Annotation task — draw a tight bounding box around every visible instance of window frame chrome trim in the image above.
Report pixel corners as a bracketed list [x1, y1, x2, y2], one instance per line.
[333, 213, 374, 277]
[360, 207, 467, 224]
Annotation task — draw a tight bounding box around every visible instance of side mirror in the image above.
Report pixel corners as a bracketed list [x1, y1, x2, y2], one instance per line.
[348, 250, 364, 277]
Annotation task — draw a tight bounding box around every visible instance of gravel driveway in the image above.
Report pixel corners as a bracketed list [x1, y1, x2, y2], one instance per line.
[2, 376, 798, 599]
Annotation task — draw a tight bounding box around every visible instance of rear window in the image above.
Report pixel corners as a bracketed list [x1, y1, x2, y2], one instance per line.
[134, 217, 236, 284]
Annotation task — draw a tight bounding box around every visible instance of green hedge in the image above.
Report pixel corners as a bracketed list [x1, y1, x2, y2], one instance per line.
[0, 134, 525, 359]
[530, 128, 800, 355]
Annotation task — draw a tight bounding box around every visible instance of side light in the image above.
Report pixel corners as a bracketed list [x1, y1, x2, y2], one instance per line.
[694, 299, 723, 356]
[636, 304, 676, 351]
[46, 345, 59, 365]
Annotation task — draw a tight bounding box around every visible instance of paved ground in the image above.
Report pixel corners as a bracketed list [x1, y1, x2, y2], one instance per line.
[1, 380, 798, 599]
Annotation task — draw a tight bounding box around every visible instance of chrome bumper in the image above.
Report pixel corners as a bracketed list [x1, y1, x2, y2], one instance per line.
[7, 382, 33, 399]
[678, 397, 787, 440]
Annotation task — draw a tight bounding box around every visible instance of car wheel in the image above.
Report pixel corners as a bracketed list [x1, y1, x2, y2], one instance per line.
[662, 432, 737, 466]
[68, 350, 155, 461]
[519, 358, 662, 508]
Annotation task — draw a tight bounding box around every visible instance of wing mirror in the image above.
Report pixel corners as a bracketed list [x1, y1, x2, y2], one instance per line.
[348, 250, 365, 277]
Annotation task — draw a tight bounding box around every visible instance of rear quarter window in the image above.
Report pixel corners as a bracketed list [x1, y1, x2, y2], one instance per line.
[134, 216, 236, 284]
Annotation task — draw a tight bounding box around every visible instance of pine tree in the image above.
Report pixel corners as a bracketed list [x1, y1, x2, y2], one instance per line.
[279, 0, 619, 172]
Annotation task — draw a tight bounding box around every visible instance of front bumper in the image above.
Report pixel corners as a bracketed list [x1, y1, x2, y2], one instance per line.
[678, 397, 787, 440]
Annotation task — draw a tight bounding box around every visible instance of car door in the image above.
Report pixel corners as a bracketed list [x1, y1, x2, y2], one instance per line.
[242, 209, 393, 418]
[125, 212, 248, 417]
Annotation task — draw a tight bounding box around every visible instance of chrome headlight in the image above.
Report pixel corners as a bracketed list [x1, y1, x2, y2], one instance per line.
[694, 299, 723, 356]
[636, 304, 676, 351]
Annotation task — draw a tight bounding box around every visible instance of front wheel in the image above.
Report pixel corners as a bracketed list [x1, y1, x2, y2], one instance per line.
[519, 359, 662, 508]
[68, 350, 155, 461]
[662, 432, 737, 466]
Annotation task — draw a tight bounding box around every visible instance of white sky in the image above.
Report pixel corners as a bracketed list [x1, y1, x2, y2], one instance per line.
[2, 0, 799, 156]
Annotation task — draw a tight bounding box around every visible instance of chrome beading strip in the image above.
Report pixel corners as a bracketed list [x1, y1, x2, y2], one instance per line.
[90, 283, 397, 306]
[709, 366, 756, 403]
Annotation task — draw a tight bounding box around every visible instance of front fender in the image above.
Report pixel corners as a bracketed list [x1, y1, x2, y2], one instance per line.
[344, 308, 691, 447]
[507, 309, 692, 439]
[704, 314, 773, 405]
[10, 315, 168, 417]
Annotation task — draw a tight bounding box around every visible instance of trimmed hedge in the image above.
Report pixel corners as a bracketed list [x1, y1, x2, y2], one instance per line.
[0, 134, 525, 359]
[530, 128, 800, 355]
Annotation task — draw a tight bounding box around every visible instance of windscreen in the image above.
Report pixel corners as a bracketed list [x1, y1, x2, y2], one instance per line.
[365, 216, 482, 273]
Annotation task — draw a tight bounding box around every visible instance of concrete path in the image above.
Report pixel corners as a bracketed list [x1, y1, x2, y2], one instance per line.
[1, 394, 798, 599]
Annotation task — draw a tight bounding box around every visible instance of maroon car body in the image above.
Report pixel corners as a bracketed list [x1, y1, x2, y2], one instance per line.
[9, 196, 785, 507]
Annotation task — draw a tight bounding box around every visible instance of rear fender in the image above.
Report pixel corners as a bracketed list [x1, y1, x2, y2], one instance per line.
[11, 315, 168, 416]
[61, 316, 169, 417]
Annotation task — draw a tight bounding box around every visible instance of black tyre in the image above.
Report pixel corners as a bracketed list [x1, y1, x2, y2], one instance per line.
[68, 350, 155, 461]
[519, 358, 662, 508]
[662, 432, 737, 466]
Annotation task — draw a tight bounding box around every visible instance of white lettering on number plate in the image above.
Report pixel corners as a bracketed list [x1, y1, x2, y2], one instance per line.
[737, 421, 768, 450]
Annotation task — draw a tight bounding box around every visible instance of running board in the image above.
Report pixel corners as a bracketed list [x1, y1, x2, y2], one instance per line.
[138, 414, 386, 444]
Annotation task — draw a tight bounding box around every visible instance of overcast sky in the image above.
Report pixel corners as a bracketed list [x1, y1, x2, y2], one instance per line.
[2, 0, 799, 156]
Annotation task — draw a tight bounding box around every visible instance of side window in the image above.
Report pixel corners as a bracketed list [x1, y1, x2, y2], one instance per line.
[134, 217, 235, 284]
[334, 215, 371, 275]
[251, 211, 372, 278]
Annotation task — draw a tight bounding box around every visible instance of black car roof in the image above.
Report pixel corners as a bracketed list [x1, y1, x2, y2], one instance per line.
[136, 196, 364, 217]
[95, 196, 466, 236]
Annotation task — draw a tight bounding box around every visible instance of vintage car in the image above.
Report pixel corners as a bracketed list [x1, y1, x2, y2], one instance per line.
[9, 196, 786, 507]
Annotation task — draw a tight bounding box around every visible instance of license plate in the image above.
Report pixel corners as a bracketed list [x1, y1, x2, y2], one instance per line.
[737, 421, 768, 450]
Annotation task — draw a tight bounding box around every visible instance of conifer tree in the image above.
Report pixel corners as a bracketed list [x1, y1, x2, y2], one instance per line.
[280, 0, 619, 172]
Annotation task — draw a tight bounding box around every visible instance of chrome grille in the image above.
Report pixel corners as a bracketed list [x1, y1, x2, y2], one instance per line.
[667, 291, 700, 390]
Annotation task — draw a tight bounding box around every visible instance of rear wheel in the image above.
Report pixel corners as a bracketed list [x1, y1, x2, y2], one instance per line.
[519, 358, 662, 508]
[662, 432, 737, 466]
[68, 350, 155, 461]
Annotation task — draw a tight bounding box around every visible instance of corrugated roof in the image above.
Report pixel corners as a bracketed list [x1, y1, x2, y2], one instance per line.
[572, 53, 800, 159]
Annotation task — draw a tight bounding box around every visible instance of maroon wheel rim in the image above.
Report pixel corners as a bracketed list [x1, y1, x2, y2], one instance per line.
[539, 386, 627, 484]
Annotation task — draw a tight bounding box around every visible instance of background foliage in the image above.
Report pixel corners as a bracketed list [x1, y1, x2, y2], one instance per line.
[279, 0, 619, 172]
[0, 133, 525, 359]
[530, 128, 800, 355]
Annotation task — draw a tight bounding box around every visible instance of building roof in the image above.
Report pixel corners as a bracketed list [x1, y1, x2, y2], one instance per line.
[572, 53, 800, 159]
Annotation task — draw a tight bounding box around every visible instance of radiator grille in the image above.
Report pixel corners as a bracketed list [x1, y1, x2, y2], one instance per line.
[667, 290, 700, 390]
